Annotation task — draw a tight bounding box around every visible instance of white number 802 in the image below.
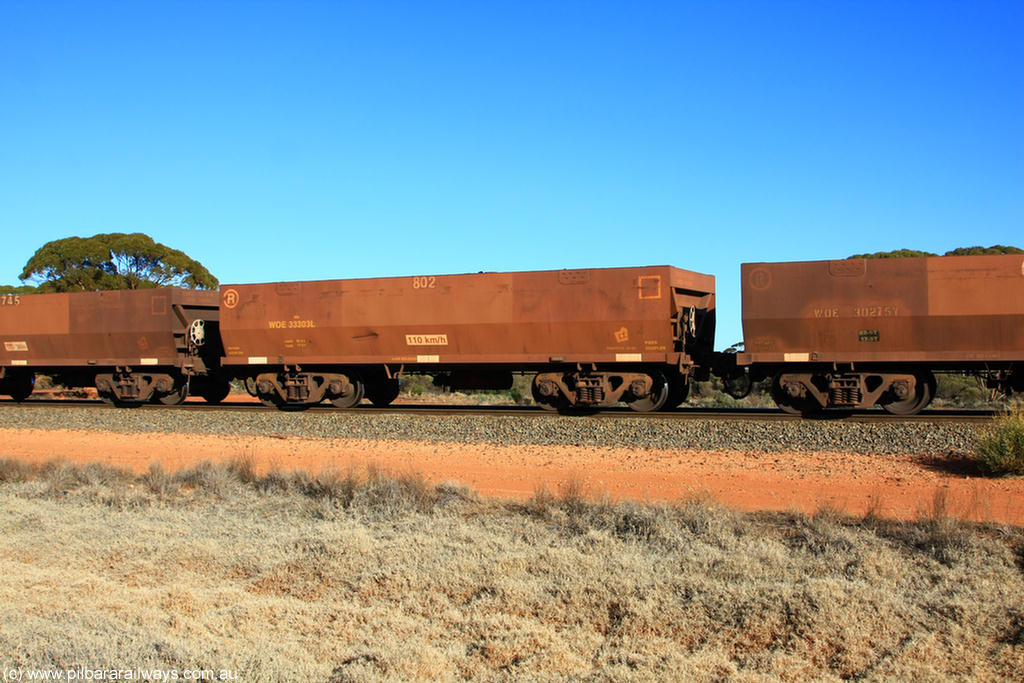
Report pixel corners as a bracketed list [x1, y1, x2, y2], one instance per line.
[412, 276, 436, 289]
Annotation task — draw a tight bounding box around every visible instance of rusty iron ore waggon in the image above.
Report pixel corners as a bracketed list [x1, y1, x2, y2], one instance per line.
[729, 254, 1024, 414]
[1, 257, 1020, 415]
[217, 266, 717, 411]
[0, 288, 230, 405]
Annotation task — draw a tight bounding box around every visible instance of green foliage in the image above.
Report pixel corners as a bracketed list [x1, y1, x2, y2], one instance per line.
[398, 373, 534, 404]
[944, 245, 1024, 256]
[509, 374, 533, 403]
[973, 406, 1024, 476]
[690, 376, 774, 408]
[0, 284, 38, 294]
[401, 374, 439, 397]
[19, 232, 218, 292]
[848, 249, 938, 259]
[849, 245, 1022, 259]
[934, 374, 990, 407]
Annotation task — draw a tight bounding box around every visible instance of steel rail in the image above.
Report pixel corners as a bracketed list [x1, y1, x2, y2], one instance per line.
[0, 397, 998, 423]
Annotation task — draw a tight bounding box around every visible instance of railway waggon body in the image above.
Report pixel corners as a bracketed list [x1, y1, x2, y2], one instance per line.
[0, 288, 229, 404]
[218, 266, 717, 411]
[0, 256, 1021, 415]
[735, 254, 1024, 413]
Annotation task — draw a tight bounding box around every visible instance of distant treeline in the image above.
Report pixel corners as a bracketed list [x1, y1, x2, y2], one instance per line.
[849, 245, 1023, 259]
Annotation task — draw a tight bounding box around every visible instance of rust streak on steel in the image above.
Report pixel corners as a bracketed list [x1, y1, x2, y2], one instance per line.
[739, 254, 1024, 366]
[218, 267, 715, 368]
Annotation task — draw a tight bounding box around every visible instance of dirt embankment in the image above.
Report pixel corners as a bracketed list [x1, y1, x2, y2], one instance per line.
[1, 427, 1021, 525]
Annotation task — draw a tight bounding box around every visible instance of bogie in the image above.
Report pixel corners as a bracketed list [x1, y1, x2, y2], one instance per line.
[769, 370, 937, 415]
[531, 368, 679, 412]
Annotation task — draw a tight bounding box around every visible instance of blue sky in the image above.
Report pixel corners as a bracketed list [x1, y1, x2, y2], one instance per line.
[2, 1, 1021, 347]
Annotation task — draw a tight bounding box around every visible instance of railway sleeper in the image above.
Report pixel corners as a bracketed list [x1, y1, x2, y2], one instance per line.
[532, 369, 669, 411]
[774, 371, 933, 414]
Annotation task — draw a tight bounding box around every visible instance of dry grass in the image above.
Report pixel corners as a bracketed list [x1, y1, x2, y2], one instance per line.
[974, 404, 1024, 475]
[0, 457, 1022, 682]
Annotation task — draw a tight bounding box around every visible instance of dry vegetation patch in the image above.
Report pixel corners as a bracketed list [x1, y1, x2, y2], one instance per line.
[0, 457, 1022, 682]
[973, 406, 1024, 476]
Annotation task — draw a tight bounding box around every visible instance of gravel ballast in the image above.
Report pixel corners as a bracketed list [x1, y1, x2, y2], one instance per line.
[0, 405, 982, 455]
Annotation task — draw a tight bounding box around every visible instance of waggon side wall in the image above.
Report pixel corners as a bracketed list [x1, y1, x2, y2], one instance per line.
[738, 254, 1024, 366]
[0, 289, 220, 371]
[219, 266, 716, 370]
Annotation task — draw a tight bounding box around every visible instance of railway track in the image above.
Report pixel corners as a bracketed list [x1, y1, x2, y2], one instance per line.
[0, 397, 998, 423]
[0, 396, 991, 458]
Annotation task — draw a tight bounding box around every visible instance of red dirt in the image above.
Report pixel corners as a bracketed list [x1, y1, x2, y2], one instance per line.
[2, 427, 1021, 525]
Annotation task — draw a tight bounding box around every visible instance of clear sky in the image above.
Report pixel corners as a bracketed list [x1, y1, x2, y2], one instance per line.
[2, 1, 1021, 348]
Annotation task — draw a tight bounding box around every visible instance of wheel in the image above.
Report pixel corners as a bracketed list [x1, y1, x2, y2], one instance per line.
[259, 392, 282, 408]
[96, 378, 131, 406]
[7, 374, 34, 402]
[723, 371, 752, 399]
[365, 378, 400, 407]
[106, 393, 141, 408]
[770, 374, 819, 415]
[200, 378, 232, 404]
[880, 372, 936, 415]
[531, 377, 565, 411]
[156, 386, 187, 405]
[660, 373, 690, 411]
[330, 376, 364, 408]
[626, 370, 670, 413]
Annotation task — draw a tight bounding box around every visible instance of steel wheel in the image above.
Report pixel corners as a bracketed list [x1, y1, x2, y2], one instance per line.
[723, 371, 752, 400]
[626, 370, 670, 413]
[244, 376, 261, 398]
[156, 386, 188, 405]
[259, 393, 282, 408]
[771, 374, 817, 415]
[880, 372, 936, 415]
[200, 378, 232, 404]
[531, 377, 564, 411]
[7, 374, 34, 402]
[660, 373, 690, 411]
[330, 376, 364, 408]
[365, 378, 400, 407]
[256, 381, 282, 407]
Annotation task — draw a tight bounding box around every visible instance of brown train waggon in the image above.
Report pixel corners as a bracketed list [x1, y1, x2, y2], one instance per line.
[734, 254, 1024, 414]
[218, 266, 716, 410]
[0, 288, 229, 404]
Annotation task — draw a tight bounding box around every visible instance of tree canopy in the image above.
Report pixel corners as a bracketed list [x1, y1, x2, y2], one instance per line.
[0, 284, 38, 295]
[18, 233, 218, 292]
[944, 245, 1023, 256]
[849, 245, 1022, 259]
[848, 249, 938, 259]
